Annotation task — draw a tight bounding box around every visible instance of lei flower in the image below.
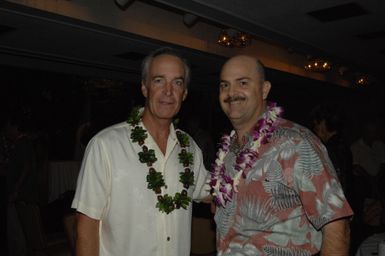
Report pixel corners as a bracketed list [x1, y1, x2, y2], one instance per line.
[210, 102, 283, 206]
[127, 106, 194, 214]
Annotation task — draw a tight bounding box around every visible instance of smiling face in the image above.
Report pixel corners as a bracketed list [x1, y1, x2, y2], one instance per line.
[141, 54, 188, 124]
[219, 55, 271, 130]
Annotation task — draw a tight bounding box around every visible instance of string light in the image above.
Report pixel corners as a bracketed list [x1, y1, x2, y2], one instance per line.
[304, 59, 332, 72]
[217, 29, 251, 48]
[355, 75, 370, 86]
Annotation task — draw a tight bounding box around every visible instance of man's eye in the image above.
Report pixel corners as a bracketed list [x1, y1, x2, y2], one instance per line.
[174, 80, 184, 87]
[220, 82, 228, 89]
[239, 81, 248, 86]
[153, 78, 164, 85]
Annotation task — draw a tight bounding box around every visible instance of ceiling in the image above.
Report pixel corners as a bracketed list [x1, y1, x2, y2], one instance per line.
[1, 0, 385, 87]
[157, 0, 385, 83]
[0, 1, 227, 89]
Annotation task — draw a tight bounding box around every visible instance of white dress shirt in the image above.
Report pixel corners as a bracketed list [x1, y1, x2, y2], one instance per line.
[72, 121, 210, 256]
[351, 138, 385, 176]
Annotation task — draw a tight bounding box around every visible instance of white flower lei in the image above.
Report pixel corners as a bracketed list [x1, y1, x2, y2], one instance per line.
[210, 102, 283, 206]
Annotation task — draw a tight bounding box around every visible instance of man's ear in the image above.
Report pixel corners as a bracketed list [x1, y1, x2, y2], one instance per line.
[262, 81, 271, 100]
[182, 89, 188, 101]
[141, 81, 148, 98]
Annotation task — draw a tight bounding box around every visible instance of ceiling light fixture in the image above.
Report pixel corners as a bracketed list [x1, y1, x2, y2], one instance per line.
[217, 29, 251, 48]
[304, 58, 332, 72]
[355, 74, 370, 86]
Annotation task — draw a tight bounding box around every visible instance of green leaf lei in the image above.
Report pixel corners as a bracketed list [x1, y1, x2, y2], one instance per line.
[127, 107, 194, 214]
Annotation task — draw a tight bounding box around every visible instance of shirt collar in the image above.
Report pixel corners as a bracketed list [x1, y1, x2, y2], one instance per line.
[169, 122, 178, 142]
[137, 120, 178, 143]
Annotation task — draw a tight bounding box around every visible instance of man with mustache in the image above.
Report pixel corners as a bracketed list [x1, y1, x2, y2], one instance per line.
[72, 47, 210, 256]
[210, 55, 353, 256]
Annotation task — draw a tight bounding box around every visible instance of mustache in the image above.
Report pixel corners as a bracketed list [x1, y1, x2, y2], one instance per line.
[224, 95, 246, 103]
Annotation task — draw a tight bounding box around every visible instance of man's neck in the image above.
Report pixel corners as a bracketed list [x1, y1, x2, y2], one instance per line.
[234, 125, 252, 146]
[142, 110, 171, 154]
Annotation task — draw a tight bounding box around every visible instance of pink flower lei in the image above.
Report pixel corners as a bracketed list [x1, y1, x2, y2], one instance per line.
[210, 102, 283, 206]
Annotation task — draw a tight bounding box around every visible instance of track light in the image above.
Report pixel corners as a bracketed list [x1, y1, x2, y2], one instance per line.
[115, 0, 134, 10]
[183, 13, 198, 28]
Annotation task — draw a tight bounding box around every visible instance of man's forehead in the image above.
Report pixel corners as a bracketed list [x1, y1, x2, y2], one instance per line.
[226, 55, 256, 66]
[220, 63, 257, 80]
[224, 55, 256, 68]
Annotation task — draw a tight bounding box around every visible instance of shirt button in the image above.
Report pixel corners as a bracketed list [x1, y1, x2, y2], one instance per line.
[167, 236, 170, 241]
[165, 185, 168, 189]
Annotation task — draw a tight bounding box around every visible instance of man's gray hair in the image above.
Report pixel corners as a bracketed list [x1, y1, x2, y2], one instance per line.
[141, 47, 191, 87]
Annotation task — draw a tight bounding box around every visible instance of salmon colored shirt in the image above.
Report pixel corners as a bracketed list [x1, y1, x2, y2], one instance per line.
[215, 118, 353, 256]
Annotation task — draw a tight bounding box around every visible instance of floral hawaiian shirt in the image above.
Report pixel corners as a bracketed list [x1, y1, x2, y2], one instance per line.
[215, 118, 353, 256]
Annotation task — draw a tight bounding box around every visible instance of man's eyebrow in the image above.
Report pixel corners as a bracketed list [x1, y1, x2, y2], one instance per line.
[151, 75, 165, 79]
[151, 75, 185, 81]
[174, 76, 185, 81]
[235, 77, 250, 81]
[219, 77, 250, 83]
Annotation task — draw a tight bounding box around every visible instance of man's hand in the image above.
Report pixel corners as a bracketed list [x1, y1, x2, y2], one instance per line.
[210, 201, 216, 214]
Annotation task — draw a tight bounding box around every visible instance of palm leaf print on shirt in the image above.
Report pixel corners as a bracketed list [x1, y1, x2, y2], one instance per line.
[235, 197, 279, 237]
[216, 198, 237, 238]
[224, 243, 262, 256]
[262, 161, 301, 210]
[293, 139, 323, 193]
[311, 179, 345, 228]
[296, 139, 323, 178]
[263, 246, 312, 256]
[268, 182, 301, 211]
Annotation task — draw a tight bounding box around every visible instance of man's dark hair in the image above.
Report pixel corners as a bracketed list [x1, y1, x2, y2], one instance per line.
[141, 47, 191, 87]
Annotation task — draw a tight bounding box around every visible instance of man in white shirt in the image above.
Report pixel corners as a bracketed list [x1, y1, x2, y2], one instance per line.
[72, 47, 210, 256]
[350, 121, 385, 241]
[351, 121, 385, 178]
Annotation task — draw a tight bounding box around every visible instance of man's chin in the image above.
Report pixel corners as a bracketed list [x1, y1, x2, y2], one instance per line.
[227, 114, 243, 123]
[224, 109, 242, 119]
[156, 110, 178, 120]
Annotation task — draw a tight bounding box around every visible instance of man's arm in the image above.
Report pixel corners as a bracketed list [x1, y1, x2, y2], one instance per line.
[76, 213, 100, 256]
[320, 218, 350, 256]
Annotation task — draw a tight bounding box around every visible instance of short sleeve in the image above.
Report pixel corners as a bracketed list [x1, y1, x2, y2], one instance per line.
[190, 139, 210, 201]
[71, 136, 111, 219]
[293, 134, 353, 230]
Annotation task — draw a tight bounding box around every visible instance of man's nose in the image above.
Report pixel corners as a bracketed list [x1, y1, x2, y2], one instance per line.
[227, 84, 235, 96]
[164, 82, 173, 95]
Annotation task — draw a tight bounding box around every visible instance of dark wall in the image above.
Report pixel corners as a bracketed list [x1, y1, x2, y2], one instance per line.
[2, 64, 384, 160]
